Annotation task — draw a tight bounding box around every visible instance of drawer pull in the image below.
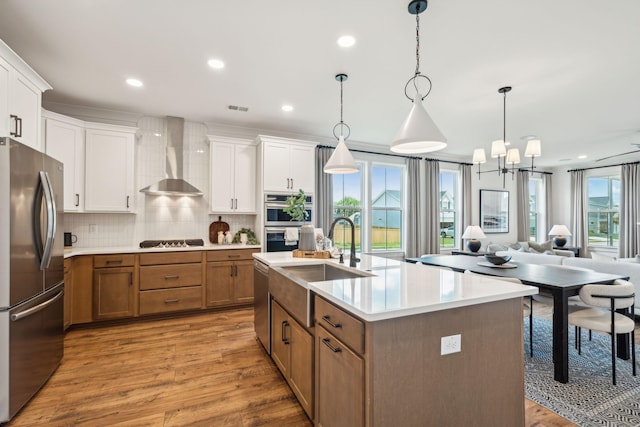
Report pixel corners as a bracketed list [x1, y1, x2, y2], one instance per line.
[164, 299, 180, 303]
[106, 259, 123, 264]
[322, 315, 342, 329]
[322, 338, 341, 353]
[282, 320, 290, 344]
[228, 254, 241, 259]
[164, 275, 179, 280]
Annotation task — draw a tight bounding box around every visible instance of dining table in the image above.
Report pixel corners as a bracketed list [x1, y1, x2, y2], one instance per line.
[406, 255, 630, 383]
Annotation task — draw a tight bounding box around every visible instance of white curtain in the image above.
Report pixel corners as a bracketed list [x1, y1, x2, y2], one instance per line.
[459, 164, 472, 250]
[619, 163, 640, 257]
[424, 159, 440, 254]
[543, 173, 553, 243]
[570, 170, 587, 256]
[516, 171, 530, 242]
[315, 147, 334, 235]
[406, 158, 425, 258]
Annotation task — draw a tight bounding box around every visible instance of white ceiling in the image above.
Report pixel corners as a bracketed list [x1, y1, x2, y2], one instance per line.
[1, 0, 640, 168]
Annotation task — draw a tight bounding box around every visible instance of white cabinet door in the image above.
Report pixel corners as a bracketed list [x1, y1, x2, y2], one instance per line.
[210, 138, 256, 213]
[45, 118, 85, 211]
[84, 128, 135, 212]
[263, 141, 292, 192]
[289, 144, 315, 194]
[210, 141, 235, 212]
[233, 143, 256, 213]
[10, 71, 42, 150]
[0, 57, 9, 138]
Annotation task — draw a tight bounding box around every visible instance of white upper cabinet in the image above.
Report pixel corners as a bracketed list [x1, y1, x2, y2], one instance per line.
[44, 111, 85, 211]
[209, 136, 256, 213]
[84, 125, 136, 212]
[260, 136, 315, 194]
[0, 39, 51, 151]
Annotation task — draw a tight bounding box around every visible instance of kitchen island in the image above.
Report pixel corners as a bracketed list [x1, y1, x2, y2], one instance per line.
[254, 252, 538, 427]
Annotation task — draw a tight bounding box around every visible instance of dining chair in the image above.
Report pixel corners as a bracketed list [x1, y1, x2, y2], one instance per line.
[463, 270, 533, 357]
[568, 279, 636, 385]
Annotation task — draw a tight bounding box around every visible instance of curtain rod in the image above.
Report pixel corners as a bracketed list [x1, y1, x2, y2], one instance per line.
[516, 168, 552, 175]
[316, 144, 473, 166]
[567, 160, 640, 172]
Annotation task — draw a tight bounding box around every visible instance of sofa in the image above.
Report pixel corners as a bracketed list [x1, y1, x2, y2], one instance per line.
[494, 250, 640, 316]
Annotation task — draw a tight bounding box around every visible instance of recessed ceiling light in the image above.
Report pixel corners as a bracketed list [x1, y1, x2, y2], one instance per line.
[337, 35, 356, 48]
[281, 105, 294, 112]
[578, 154, 587, 159]
[126, 78, 143, 87]
[207, 59, 225, 69]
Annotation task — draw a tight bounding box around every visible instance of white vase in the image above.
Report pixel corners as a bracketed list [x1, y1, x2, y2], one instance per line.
[299, 224, 316, 251]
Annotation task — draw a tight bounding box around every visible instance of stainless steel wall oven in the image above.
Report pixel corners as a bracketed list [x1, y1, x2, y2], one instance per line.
[264, 193, 313, 252]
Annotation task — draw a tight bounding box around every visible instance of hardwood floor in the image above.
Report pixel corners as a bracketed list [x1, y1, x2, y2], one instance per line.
[8, 304, 635, 427]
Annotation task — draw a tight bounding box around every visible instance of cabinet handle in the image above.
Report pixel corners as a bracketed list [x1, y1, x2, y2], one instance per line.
[234, 265, 238, 276]
[322, 315, 342, 329]
[230, 198, 234, 209]
[129, 272, 133, 286]
[16, 116, 22, 138]
[290, 178, 293, 189]
[228, 254, 240, 259]
[164, 275, 179, 280]
[106, 259, 123, 264]
[230, 266, 234, 277]
[10, 115, 18, 137]
[126, 195, 130, 208]
[322, 338, 341, 353]
[164, 299, 180, 303]
[234, 198, 237, 209]
[282, 320, 290, 344]
[75, 193, 80, 207]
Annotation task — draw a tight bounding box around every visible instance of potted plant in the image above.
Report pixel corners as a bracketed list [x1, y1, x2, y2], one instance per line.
[283, 189, 315, 251]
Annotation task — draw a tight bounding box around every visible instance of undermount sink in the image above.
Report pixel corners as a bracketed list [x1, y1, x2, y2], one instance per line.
[278, 263, 373, 282]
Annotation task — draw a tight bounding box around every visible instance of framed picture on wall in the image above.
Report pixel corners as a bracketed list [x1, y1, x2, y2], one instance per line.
[480, 190, 509, 233]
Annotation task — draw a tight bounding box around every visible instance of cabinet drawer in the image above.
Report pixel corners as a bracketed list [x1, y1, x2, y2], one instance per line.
[140, 263, 202, 290]
[94, 254, 135, 268]
[206, 249, 258, 262]
[140, 251, 202, 265]
[139, 286, 202, 315]
[315, 296, 364, 355]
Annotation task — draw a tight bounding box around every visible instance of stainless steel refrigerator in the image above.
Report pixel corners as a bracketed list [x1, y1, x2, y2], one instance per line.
[0, 137, 64, 422]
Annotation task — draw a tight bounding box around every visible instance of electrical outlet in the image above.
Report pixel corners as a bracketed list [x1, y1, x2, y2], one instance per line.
[441, 334, 461, 355]
[89, 224, 98, 234]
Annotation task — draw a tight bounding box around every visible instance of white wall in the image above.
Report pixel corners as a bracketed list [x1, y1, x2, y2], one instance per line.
[65, 117, 256, 248]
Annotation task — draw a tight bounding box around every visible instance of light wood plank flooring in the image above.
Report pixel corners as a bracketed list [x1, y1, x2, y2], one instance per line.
[8, 304, 636, 427]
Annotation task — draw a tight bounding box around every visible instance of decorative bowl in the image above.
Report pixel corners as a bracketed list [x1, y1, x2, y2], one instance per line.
[484, 254, 511, 265]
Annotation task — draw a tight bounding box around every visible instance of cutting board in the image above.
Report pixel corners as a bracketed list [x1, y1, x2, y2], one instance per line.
[209, 216, 230, 243]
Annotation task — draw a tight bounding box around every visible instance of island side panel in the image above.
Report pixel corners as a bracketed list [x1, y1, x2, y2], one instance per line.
[365, 298, 524, 426]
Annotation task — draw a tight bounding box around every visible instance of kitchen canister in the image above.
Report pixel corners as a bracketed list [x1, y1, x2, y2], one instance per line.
[298, 224, 316, 251]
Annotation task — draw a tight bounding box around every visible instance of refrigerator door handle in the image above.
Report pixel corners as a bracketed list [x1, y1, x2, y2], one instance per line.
[10, 290, 64, 322]
[39, 171, 57, 270]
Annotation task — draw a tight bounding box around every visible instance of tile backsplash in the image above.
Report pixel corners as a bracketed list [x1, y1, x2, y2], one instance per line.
[65, 117, 256, 248]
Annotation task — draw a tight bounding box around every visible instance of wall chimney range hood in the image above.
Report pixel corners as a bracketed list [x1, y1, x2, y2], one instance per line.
[140, 116, 204, 197]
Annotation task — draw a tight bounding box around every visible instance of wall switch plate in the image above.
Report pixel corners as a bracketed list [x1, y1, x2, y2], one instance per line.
[441, 334, 461, 355]
[89, 224, 98, 234]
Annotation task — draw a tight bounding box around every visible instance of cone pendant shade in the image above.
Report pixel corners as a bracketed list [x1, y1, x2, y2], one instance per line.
[323, 136, 358, 174]
[391, 94, 447, 154]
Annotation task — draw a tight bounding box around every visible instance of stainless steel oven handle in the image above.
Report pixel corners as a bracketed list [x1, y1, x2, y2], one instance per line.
[11, 291, 64, 321]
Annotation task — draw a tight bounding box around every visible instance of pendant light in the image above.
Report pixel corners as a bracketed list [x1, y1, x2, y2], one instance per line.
[324, 73, 358, 174]
[391, 0, 447, 154]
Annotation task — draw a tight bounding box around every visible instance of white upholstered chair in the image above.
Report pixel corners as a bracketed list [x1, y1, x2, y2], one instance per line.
[568, 279, 636, 385]
[463, 270, 533, 357]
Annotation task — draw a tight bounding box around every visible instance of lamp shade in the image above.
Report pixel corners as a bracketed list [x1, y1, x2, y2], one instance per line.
[391, 94, 447, 154]
[548, 224, 572, 236]
[461, 225, 487, 240]
[491, 140, 506, 158]
[472, 148, 486, 164]
[525, 139, 541, 158]
[323, 136, 358, 174]
[506, 148, 521, 165]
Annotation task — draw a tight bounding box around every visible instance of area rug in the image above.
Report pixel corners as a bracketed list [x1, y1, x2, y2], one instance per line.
[525, 317, 640, 427]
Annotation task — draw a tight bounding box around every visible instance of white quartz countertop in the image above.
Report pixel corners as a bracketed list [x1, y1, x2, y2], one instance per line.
[255, 252, 538, 322]
[64, 243, 261, 258]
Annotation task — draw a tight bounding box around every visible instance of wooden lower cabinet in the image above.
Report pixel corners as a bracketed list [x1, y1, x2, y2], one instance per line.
[316, 325, 364, 427]
[70, 255, 94, 324]
[93, 266, 135, 320]
[206, 249, 258, 307]
[271, 300, 314, 419]
[63, 258, 73, 330]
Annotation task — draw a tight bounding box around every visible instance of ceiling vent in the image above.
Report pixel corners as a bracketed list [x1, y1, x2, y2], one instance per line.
[139, 116, 204, 197]
[228, 105, 249, 112]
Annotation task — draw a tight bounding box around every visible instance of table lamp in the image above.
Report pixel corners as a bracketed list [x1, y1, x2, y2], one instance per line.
[461, 225, 486, 252]
[548, 224, 572, 247]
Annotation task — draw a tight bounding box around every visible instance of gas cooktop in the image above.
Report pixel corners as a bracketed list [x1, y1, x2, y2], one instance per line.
[139, 239, 205, 248]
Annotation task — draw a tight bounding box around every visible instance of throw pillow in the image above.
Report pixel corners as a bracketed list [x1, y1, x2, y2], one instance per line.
[529, 240, 553, 253]
[618, 255, 640, 264]
[508, 242, 521, 250]
[487, 242, 508, 253]
[517, 241, 530, 251]
[590, 252, 617, 262]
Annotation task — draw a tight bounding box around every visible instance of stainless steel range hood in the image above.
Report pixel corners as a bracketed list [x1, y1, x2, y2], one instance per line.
[140, 116, 204, 197]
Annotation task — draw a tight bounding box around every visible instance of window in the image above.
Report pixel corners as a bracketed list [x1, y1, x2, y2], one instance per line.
[371, 165, 403, 250]
[439, 171, 458, 249]
[528, 177, 542, 241]
[332, 166, 362, 253]
[587, 175, 620, 247]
